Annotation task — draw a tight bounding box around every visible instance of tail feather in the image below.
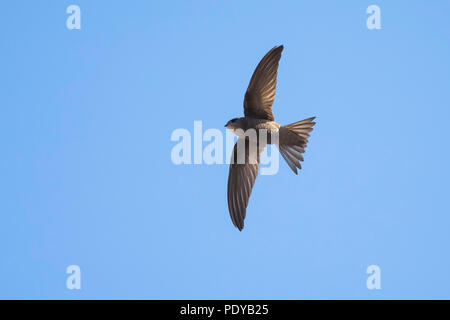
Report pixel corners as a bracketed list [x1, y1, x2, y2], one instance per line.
[284, 117, 316, 142]
[279, 117, 315, 174]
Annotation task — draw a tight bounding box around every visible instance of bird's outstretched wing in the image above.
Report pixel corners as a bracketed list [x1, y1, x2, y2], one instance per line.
[227, 138, 265, 231]
[244, 45, 283, 121]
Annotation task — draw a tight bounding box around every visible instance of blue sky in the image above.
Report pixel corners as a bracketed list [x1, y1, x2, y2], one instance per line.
[1, 1, 449, 299]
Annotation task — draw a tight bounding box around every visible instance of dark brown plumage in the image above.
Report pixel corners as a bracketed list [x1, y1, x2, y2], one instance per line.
[243, 46, 282, 121]
[225, 45, 315, 231]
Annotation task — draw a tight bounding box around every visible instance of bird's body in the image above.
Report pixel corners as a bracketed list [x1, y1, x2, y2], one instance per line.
[227, 117, 280, 141]
[225, 45, 316, 231]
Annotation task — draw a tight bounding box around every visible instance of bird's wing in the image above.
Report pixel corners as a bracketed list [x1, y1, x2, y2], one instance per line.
[227, 138, 265, 231]
[243, 45, 283, 121]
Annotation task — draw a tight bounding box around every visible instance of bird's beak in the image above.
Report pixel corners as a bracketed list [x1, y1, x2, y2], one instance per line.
[224, 123, 228, 127]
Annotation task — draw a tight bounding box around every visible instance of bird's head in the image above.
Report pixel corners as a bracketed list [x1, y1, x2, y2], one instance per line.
[225, 117, 245, 132]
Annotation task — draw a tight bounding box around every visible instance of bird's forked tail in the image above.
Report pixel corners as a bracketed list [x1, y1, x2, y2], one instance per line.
[278, 117, 316, 174]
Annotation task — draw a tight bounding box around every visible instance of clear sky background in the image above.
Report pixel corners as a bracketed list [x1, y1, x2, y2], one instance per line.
[1, 1, 449, 299]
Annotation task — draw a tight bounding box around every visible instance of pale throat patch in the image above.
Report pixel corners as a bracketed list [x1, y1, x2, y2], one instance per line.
[231, 127, 245, 137]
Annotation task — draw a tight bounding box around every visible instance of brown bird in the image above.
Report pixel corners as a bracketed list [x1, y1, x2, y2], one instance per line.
[225, 45, 316, 231]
